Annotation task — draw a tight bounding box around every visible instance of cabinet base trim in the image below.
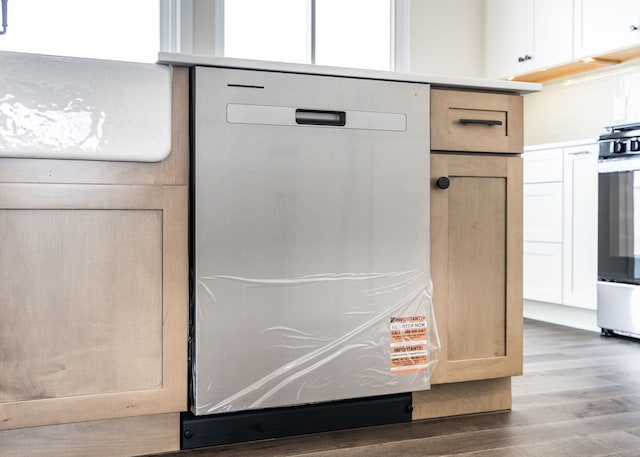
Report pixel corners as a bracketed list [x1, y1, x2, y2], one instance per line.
[524, 300, 598, 333]
[0, 413, 179, 457]
[412, 378, 512, 421]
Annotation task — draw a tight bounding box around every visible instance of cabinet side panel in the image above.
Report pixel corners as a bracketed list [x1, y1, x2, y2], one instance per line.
[447, 176, 507, 360]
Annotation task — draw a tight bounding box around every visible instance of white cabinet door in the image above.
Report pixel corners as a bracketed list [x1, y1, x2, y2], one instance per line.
[524, 242, 563, 303]
[532, 0, 573, 70]
[485, 0, 573, 80]
[485, 0, 532, 79]
[563, 144, 598, 309]
[574, 0, 640, 58]
[523, 141, 598, 311]
[524, 182, 563, 242]
[523, 147, 563, 304]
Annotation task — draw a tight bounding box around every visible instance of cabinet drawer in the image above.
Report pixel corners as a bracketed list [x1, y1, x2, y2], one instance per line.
[524, 148, 563, 183]
[524, 242, 563, 304]
[431, 89, 523, 153]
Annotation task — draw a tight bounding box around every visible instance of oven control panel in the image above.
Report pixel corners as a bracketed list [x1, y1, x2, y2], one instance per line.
[599, 123, 640, 158]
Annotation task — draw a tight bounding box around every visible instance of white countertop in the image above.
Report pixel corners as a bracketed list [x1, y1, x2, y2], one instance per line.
[525, 138, 598, 151]
[158, 52, 542, 95]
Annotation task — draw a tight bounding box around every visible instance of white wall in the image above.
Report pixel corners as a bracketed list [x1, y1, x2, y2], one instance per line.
[409, 0, 485, 78]
[524, 59, 640, 145]
[192, 0, 219, 55]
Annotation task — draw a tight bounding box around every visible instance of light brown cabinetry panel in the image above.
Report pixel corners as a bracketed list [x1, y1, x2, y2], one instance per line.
[431, 89, 523, 153]
[412, 377, 511, 420]
[0, 413, 179, 457]
[447, 175, 507, 361]
[0, 184, 187, 431]
[430, 153, 523, 384]
[1, 209, 163, 402]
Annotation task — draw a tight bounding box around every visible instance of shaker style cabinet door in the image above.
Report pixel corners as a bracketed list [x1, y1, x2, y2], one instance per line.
[0, 184, 188, 431]
[574, 0, 640, 59]
[485, 0, 573, 80]
[430, 153, 523, 384]
[485, 0, 531, 80]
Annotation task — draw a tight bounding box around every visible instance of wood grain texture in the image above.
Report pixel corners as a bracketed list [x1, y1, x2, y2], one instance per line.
[512, 45, 640, 83]
[0, 413, 179, 457]
[447, 175, 506, 360]
[139, 320, 640, 457]
[412, 378, 511, 420]
[0, 209, 163, 402]
[0, 185, 188, 430]
[431, 89, 523, 153]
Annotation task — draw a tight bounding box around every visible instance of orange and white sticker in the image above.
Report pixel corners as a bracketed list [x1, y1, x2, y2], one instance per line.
[390, 315, 428, 374]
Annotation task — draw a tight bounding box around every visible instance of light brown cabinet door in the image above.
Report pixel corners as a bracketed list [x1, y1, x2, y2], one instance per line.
[0, 183, 188, 430]
[430, 153, 523, 384]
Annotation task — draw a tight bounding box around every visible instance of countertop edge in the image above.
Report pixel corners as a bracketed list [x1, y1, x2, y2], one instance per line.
[157, 52, 542, 95]
[524, 138, 598, 151]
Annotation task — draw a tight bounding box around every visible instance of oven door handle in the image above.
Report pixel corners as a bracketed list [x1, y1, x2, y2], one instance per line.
[598, 155, 640, 172]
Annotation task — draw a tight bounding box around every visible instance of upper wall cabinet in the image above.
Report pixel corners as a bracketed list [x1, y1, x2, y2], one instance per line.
[485, 0, 531, 79]
[574, 0, 640, 58]
[485, 0, 573, 80]
[487, 0, 640, 82]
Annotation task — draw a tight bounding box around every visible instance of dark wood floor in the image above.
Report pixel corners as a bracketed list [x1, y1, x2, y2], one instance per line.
[151, 319, 640, 456]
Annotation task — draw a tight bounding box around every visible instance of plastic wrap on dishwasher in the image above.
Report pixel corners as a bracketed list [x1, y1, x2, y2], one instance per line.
[193, 270, 439, 415]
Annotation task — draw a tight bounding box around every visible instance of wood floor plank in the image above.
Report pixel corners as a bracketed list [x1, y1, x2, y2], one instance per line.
[514, 383, 640, 409]
[444, 431, 640, 457]
[144, 320, 640, 457]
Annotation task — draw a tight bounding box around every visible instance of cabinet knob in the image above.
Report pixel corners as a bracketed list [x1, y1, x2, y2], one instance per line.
[631, 25, 639, 32]
[436, 177, 450, 190]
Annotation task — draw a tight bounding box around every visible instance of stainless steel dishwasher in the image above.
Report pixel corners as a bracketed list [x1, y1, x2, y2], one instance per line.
[191, 66, 433, 418]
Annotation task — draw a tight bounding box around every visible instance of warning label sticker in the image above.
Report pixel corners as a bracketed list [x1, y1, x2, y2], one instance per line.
[390, 315, 428, 374]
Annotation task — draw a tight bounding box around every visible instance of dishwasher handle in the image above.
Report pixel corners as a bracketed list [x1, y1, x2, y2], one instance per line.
[295, 109, 346, 127]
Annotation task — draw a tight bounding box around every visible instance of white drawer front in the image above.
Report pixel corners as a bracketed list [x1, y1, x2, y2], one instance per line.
[524, 148, 563, 183]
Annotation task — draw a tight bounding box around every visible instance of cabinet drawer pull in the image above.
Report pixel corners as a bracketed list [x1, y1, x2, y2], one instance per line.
[459, 119, 503, 127]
